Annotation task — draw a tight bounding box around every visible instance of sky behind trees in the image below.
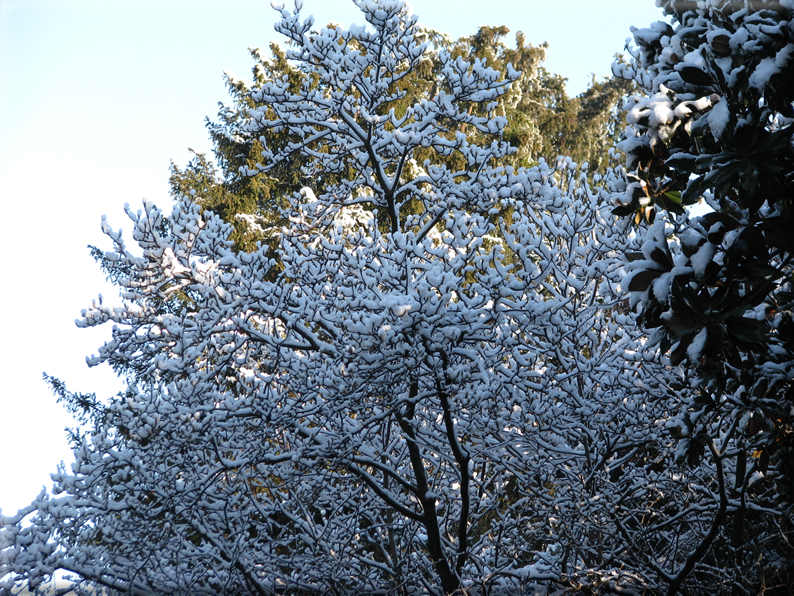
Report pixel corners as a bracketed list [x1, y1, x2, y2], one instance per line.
[0, 0, 664, 515]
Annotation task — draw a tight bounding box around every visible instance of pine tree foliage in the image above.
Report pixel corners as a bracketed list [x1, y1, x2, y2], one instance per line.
[169, 14, 631, 253]
[169, 42, 313, 253]
[440, 26, 633, 172]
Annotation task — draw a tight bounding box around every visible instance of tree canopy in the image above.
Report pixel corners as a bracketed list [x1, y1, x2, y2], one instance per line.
[169, 17, 631, 252]
[613, 0, 794, 590]
[1, 1, 793, 595]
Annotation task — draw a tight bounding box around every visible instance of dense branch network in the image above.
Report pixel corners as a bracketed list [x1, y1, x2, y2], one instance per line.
[2, 1, 792, 594]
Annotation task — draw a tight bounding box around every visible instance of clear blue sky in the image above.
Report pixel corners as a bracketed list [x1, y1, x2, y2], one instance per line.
[0, 0, 666, 515]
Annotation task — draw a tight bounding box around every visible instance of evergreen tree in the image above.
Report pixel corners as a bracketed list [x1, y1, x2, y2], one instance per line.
[614, 0, 794, 590]
[170, 20, 632, 252]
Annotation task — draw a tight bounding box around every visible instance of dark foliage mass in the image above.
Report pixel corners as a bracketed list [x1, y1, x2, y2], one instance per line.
[614, 0, 794, 591]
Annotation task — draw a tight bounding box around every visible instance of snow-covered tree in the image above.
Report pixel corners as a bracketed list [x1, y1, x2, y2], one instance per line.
[2, 1, 751, 594]
[169, 18, 632, 253]
[613, 0, 794, 591]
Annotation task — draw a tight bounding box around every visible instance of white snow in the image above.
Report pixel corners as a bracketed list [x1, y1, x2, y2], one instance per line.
[687, 327, 708, 362]
[707, 96, 730, 140]
[690, 241, 716, 277]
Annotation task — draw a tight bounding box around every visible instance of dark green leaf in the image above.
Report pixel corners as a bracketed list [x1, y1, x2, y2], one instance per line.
[738, 161, 759, 196]
[628, 269, 663, 293]
[711, 35, 731, 56]
[682, 162, 742, 203]
[764, 217, 794, 252]
[744, 259, 783, 279]
[754, 127, 792, 155]
[665, 314, 702, 337]
[658, 191, 686, 214]
[650, 247, 673, 269]
[666, 154, 699, 172]
[724, 316, 767, 345]
[678, 66, 713, 87]
[612, 204, 637, 217]
[698, 212, 739, 234]
[670, 335, 693, 366]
